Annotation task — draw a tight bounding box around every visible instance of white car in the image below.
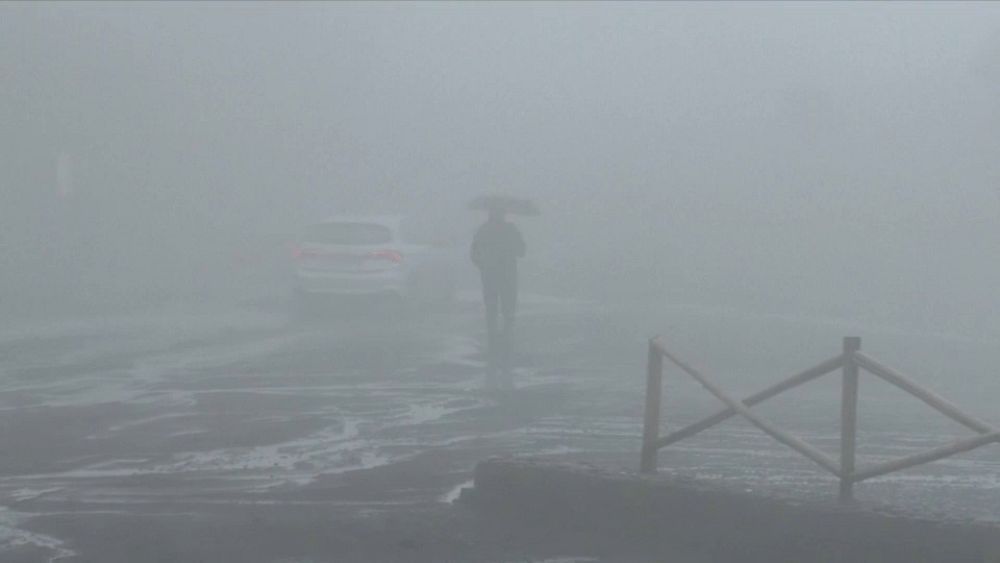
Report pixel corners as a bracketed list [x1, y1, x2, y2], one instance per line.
[291, 215, 459, 307]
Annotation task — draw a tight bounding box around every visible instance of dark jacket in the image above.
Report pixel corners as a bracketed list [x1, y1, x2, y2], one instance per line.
[470, 220, 526, 278]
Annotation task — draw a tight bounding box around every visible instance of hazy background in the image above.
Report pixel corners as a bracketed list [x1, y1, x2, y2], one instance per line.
[3, 2, 1000, 336]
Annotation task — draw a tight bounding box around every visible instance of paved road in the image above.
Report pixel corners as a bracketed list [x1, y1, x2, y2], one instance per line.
[0, 296, 998, 561]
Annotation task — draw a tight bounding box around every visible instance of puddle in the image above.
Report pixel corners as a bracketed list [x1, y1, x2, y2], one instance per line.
[439, 479, 474, 503]
[0, 508, 76, 562]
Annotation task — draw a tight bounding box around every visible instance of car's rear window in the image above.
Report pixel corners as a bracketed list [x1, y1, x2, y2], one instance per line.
[305, 223, 393, 245]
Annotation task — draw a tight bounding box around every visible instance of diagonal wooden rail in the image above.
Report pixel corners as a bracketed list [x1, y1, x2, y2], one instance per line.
[640, 336, 1000, 501]
[655, 345, 842, 477]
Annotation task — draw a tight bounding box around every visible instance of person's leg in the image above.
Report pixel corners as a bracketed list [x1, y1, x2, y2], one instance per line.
[482, 274, 500, 383]
[498, 272, 518, 384]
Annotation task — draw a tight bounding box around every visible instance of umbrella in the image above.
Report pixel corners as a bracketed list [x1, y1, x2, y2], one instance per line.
[468, 194, 540, 216]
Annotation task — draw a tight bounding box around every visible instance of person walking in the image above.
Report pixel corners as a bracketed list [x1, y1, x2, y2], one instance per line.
[470, 205, 526, 390]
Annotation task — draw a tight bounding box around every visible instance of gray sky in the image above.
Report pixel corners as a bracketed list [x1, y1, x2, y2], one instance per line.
[3, 2, 1000, 330]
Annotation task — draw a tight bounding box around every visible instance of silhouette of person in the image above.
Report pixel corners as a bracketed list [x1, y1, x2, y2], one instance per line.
[470, 207, 526, 389]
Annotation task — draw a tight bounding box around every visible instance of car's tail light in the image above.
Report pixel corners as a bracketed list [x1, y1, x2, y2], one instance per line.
[370, 249, 403, 263]
[292, 246, 321, 260]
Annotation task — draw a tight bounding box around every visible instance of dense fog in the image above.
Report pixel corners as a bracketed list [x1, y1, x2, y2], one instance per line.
[4, 2, 1000, 331]
[6, 4, 1000, 561]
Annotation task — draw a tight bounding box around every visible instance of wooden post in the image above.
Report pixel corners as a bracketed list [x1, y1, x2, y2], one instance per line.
[640, 339, 664, 474]
[839, 336, 861, 501]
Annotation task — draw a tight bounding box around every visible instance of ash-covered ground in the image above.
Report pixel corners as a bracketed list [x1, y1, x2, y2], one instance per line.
[1, 293, 999, 562]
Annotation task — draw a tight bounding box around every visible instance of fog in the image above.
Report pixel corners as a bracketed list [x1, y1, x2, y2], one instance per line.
[3, 2, 1000, 334]
[6, 3, 1000, 561]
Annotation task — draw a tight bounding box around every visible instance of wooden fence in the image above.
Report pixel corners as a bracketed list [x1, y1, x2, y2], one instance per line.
[640, 336, 1000, 501]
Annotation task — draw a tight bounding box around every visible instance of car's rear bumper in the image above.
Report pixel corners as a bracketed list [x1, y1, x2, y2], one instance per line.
[294, 269, 407, 296]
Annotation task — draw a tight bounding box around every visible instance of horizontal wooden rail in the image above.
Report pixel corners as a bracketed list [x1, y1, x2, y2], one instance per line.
[655, 354, 844, 449]
[853, 431, 1000, 482]
[852, 352, 996, 435]
[655, 343, 842, 478]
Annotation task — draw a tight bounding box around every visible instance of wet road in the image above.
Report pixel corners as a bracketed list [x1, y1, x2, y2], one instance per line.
[1, 295, 999, 561]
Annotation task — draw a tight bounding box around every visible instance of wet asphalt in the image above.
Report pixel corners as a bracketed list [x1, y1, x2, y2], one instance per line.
[0, 294, 999, 561]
